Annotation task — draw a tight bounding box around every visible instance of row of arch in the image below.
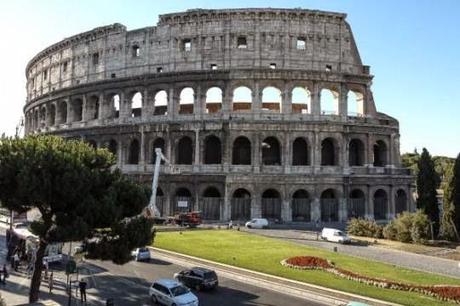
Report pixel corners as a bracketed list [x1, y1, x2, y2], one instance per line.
[117, 135, 389, 167]
[26, 84, 368, 131]
[157, 186, 408, 221]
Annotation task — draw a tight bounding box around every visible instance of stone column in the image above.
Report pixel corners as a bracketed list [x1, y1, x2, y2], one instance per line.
[367, 187, 374, 220]
[167, 87, 176, 120]
[81, 95, 88, 122]
[194, 84, 203, 119]
[311, 82, 321, 117]
[339, 198, 348, 222]
[98, 93, 104, 120]
[367, 134, 374, 167]
[310, 197, 321, 223]
[313, 131, 321, 170]
[282, 83, 292, 114]
[252, 82, 262, 116]
[223, 183, 231, 221]
[253, 135, 260, 173]
[194, 129, 200, 171]
[222, 84, 232, 115]
[283, 133, 291, 173]
[251, 194, 262, 218]
[139, 127, 146, 169]
[282, 198, 292, 222]
[120, 91, 129, 119]
[338, 83, 348, 119]
[142, 89, 151, 120]
[388, 186, 395, 220]
[66, 100, 72, 124]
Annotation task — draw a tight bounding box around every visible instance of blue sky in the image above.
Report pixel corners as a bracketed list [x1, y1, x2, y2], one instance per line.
[0, 0, 458, 157]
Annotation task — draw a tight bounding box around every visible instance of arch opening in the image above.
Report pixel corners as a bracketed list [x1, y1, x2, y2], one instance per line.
[205, 87, 222, 113]
[201, 186, 222, 220]
[48, 104, 56, 126]
[292, 189, 311, 222]
[154, 90, 168, 115]
[89, 96, 99, 120]
[349, 139, 365, 166]
[72, 99, 83, 122]
[321, 138, 338, 166]
[152, 138, 166, 164]
[58, 102, 67, 124]
[348, 189, 365, 219]
[111, 94, 120, 118]
[233, 86, 252, 112]
[176, 136, 193, 165]
[108, 139, 117, 157]
[262, 137, 281, 165]
[373, 140, 388, 167]
[292, 137, 309, 165]
[373, 189, 388, 220]
[232, 136, 251, 165]
[395, 189, 408, 215]
[320, 89, 339, 115]
[348, 90, 364, 117]
[261, 189, 281, 221]
[128, 139, 140, 165]
[231, 188, 251, 220]
[321, 189, 338, 222]
[204, 135, 222, 164]
[291, 87, 311, 114]
[261, 86, 281, 113]
[131, 92, 142, 117]
[179, 87, 194, 114]
[173, 187, 193, 214]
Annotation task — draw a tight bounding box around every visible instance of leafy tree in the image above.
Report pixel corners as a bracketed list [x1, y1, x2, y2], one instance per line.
[416, 148, 440, 236]
[439, 164, 457, 241]
[0, 135, 153, 303]
[448, 154, 460, 233]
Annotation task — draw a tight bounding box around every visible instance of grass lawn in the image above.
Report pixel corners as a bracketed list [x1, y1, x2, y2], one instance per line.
[154, 229, 460, 306]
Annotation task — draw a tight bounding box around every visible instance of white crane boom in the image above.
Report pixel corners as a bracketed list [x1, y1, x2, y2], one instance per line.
[148, 148, 170, 217]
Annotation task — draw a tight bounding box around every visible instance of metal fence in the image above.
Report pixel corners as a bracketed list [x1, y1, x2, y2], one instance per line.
[292, 199, 311, 222]
[199, 197, 222, 220]
[321, 199, 338, 222]
[231, 198, 251, 221]
[261, 198, 281, 220]
[347, 198, 365, 219]
[374, 198, 387, 220]
[171, 197, 193, 215]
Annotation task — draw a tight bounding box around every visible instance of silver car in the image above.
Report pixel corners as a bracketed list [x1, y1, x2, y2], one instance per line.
[149, 279, 199, 306]
[131, 247, 151, 261]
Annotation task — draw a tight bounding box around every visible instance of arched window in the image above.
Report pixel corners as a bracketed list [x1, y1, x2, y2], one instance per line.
[174, 187, 192, 213]
[58, 101, 67, 123]
[349, 139, 365, 166]
[261, 86, 281, 113]
[373, 140, 388, 167]
[152, 138, 165, 164]
[39, 107, 46, 127]
[131, 92, 142, 117]
[348, 189, 365, 219]
[232, 136, 251, 165]
[231, 188, 251, 220]
[292, 190, 310, 222]
[34, 110, 39, 129]
[262, 137, 281, 165]
[320, 89, 339, 115]
[233, 86, 252, 112]
[108, 139, 117, 156]
[348, 90, 364, 117]
[179, 87, 194, 114]
[261, 189, 281, 221]
[111, 94, 120, 118]
[88, 96, 99, 120]
[395, 189, 408, 215]
[292, 138, 309, 165]
[201, 187, 221, 220]
[154, 90, 168, 115]
[373, 189, 388, 220]
[87, 140, 97, 149]
[128, 139, 140, 164]
[48, 104, 56, 126]
[204, 136, 222, 164]
[321, 138, 337, 166]
[291, 87, 311, 114]
[176, 136, 193, 164]
[205, 87, 222, 113]
[321, 189, 338, 222]
[72, 98, 83, 122]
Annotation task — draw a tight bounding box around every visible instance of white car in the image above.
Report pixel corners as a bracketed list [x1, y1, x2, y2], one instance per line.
[245, 218, 269, 229]
[149, 279, 199, 306]
[321, 228, 351, 244]
[131, 247, 151, 261]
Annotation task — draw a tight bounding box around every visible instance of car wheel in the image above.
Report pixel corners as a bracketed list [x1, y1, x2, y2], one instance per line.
[150, 295, 157, 304]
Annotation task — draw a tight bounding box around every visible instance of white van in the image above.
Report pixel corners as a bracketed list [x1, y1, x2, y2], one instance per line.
[245, 218, 269, 229]
[321, 228, 351, 244]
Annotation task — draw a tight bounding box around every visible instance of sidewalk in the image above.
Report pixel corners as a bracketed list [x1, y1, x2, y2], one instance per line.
[151, 247, 400, 306]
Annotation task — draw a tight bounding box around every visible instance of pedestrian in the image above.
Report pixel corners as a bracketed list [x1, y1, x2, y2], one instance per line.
[43, 259, 49, 280]
[48, 271, 54, 294]
[79, 279, 87, 303]
[13, 253, 20, 271]
[1, 264, 8, 284]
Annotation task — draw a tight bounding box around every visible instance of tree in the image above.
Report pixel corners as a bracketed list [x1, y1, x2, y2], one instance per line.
[440, 165, 457, 240]
[416, 148, 441, 236]
[0, 135, 153, 303]
[450, 154, 460, 232]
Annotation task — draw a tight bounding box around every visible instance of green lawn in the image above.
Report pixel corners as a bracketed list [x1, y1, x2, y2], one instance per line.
[154, 229, 460, 306]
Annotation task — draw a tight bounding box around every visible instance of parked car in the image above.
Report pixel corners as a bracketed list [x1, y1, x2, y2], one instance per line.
[321, 228, 351, 244]
[149, 279, 199, 306]
[245, 218, 269, 229]
[174, 267, 218, 291]
[131, 247, 151, 261]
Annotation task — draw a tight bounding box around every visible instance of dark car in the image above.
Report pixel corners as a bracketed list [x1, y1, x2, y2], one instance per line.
[174, 267, 218, 291]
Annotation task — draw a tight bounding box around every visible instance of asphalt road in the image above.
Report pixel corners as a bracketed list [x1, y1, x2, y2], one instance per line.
[82, 251, 325, 306]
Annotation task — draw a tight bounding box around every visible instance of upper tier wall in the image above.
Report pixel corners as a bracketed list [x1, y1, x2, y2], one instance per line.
[25, 8, 368, 103]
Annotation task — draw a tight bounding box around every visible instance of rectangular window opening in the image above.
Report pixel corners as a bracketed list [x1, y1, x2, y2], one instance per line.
[132, 45, 140, 57]
[237, 36, 247, 49]
[62, 61, 68, 72]
[269, 63, 276, 69]
[43, 70, 48, 80]
[210, 64, 217, 70]
[157, 67, 163, 73]
[183, 39, 192, 52]
[92, 53, 99, 65]
[325, 65, 332, 72]
[296, 38, 306, 50]
[111, 73, 116, 78]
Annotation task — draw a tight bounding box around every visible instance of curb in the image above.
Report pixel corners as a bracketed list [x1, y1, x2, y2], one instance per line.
[151, 247, 400, 306]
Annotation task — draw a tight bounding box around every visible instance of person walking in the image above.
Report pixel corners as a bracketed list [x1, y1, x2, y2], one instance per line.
[13, 252, 20, 271]
[48, 271, 54, 294]
[79, 279, 87, 303]
[0, 264, 7, 284]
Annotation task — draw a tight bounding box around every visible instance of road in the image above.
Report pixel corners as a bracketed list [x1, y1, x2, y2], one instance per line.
[83, 251, 325, 306]
[0, 224, 326, 306]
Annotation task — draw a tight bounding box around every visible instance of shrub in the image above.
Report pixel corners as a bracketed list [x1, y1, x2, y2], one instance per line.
[411, 210, 431, 243]
[395, 212, 414, 243]
[347, 218, 383, 238]
[383, 220, 397, 240]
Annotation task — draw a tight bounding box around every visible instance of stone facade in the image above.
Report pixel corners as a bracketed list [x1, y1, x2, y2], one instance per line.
[24, 8, 414, 224]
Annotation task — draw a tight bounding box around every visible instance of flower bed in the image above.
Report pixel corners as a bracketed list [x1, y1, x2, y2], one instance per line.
[281, 256, 460, 304]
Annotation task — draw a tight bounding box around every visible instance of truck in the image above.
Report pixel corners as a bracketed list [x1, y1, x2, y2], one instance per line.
[172, 211, 202, 227]
[320, 228, 352, 244]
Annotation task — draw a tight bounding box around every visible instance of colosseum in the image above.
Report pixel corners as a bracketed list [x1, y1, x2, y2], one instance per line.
[24, 8, 414, 226]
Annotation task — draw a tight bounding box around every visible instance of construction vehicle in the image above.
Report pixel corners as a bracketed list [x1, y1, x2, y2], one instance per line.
[172, 211, 202, 227]
[144, 148, 169, 224]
